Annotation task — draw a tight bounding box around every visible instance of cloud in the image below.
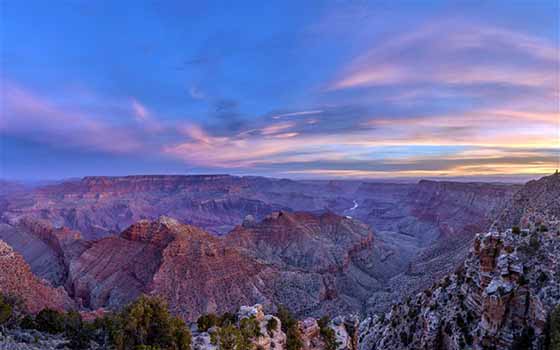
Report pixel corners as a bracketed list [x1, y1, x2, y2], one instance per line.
[130, 98, 163, 132]
[270, 110, 323, 119]
[260, 122, 296, 135]
[329, 22, 558, 91]
[188, 86, 205, 100]
[0, 82, 145, 154]
[131, 99, 149, 121]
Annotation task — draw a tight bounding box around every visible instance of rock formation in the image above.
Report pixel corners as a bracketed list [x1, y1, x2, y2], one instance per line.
[0, 240, 74, 313]
[359, 173, 560, 350]
[65, 212, 381, 321]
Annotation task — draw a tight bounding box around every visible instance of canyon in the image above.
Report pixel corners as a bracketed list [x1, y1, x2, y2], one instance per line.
[1, 173, 559, 349]
[0, 175, 520, 321]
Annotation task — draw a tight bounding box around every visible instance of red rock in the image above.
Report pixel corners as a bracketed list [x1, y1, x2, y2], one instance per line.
[0, 240, 75, 313]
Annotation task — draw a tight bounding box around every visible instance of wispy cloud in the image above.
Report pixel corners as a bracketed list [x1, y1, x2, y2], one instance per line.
[131, 99, 149, 121]
[270, 110, 323, 119]
[188, 86, 205, 100]
[1, 82, 143, 153]
[329, 22, 558, 91]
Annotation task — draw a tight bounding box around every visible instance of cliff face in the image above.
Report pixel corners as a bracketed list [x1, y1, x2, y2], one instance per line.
[64, 212, 381, 321]
[359, 174, 560, 350]
[361, 180, 519, 315]
[496, 172, 560, 230]
[0, 218, 86, 286]
[360, 224, 560, 350]
[228, 211, 374, 273]
[0, 240, 75, 313]
[67, 216, 274, 318]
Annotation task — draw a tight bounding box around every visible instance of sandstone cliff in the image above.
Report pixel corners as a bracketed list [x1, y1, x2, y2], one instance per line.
[0, 240, 75, 314]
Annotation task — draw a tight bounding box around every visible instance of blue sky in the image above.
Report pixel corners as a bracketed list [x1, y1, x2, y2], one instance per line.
[1, 1, 559, 180]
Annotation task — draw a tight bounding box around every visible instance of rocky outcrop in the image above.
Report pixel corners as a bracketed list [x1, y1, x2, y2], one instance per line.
[496, 171, 560, 230]
[358, 173, 560, 350]
[191, 304, 358, 350]
[228, 211, 374, 273]
[0, 240, 75, 314]
[361, 180, 520, 314]
[0, 218, 86, 286]
[67, 215, 275, 317]
[65, 212, 381, 321]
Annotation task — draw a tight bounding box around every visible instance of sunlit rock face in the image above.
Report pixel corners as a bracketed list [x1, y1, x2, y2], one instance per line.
[62, 211, 378, 321]
[0, 239, 75, 314]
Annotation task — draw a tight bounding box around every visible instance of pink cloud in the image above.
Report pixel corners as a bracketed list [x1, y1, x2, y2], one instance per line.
[1, 82, 144, 153]
[131, 99, 149, 121]
[328, 22, 558, 91]
[270, 110, 323, 119]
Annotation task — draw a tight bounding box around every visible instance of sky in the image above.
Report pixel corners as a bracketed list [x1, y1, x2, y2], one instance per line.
[1, 0, 559, 181]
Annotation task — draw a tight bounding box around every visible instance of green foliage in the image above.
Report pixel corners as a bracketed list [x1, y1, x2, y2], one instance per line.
[197, 313, 220, 332]
[2, 294, 191, 350]
[317, 316, 338, 350]
[529, 235, 541, 252]
[0, 294, 13, 325]
[239, 316, 261, 339]
[266, 317, 278, 336]
[276, 305, 296, 332]
[0, 293, 25, 327]
[549, 305, 560, 350]
[286, 325, 303, 350]
[35, 309, 66, 334]
[20, 315, 36, 330]
[197, 312, 238, 332]
[219, 312, 237, 328]
[214, 325, 241, 350]
[109, 295, 192, 350]
[276, 306, 302, 350]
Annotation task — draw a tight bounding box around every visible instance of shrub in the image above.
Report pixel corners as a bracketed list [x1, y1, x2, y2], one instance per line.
[197, 313, 219, 332]
[20, 315, 36, 330]
[213, 325, 243, 350]
[286, 325, 303, 350]
[0, 293, 25, 327]
[317, 316, 338, 350]
[266, 317, 278, 336]
[35, 309, 66, 334]
[276, 306, 302, 350]
[529, 235, 541, 253]
[239, 316, 261, 339]
[276, 305, 296, 332]
[110, 295, 191, 350]
[549, 305, 560, 350]
[0, 295, 13, 325]
[219, 312, 237, 327]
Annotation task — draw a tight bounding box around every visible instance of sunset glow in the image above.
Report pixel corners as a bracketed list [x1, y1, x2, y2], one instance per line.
[1, 1, 558, 180]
